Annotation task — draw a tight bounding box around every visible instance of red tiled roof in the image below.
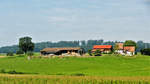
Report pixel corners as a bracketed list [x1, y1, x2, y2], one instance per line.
[124, 46, 135, 52]
[116, 43, 124, 50]
[93, 45, 112, 49]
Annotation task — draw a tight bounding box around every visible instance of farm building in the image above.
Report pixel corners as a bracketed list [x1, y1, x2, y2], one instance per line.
[124, 46, 136, 56]
[115, 43, 136, 56]
[92, 45, 113, 53]
[115, 43, 124, 54]
[40, 47, 84, 56]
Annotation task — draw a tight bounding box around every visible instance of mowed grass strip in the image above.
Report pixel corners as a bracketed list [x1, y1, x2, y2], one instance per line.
[0, 54, 150, 76]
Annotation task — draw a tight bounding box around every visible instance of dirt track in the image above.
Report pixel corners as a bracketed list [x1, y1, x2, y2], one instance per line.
[0, 56, 6, 58]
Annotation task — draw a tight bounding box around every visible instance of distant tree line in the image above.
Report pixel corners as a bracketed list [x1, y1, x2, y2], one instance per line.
[0, 40, 149, 53]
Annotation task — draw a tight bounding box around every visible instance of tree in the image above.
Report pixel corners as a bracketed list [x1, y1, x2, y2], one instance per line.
[27, 51, 34, 56]
[27, 51, 34, 60]
[19, 37, 34, 54]
[124, 40, 137, 48]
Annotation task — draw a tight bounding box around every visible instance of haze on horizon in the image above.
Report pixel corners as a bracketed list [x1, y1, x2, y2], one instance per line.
[0, 0, 150, 47]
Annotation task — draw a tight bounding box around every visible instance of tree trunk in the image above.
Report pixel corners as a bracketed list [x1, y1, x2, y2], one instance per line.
[27, 56, 31, 60]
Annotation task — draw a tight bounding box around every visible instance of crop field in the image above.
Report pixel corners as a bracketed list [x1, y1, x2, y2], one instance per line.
[1, 75, 150, 84]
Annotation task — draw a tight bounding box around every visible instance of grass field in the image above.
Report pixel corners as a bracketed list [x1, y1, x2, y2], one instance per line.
[0, 54, 150, 76]
[1, 54, 150, 83]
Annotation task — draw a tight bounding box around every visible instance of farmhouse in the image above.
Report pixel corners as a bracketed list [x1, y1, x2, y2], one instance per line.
[115, 43, 124, 54]
[115, 43, 136, 56]
[40, 47, 84, 56]
[124, 46, 135, 56]
[92, 45, 113, 53]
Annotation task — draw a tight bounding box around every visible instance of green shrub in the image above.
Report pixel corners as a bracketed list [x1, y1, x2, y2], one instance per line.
[141, 48, 150, 56]
[71, 73, 85, 76]
[88, 49, 92, 56]
[93, 50, 101, 56]
[108, 51, 113, 54]
[6, 52, 14, 56]
[8, 70, 24, 74]
[16, 50, 24, 55]
[0, 69, 6, 73]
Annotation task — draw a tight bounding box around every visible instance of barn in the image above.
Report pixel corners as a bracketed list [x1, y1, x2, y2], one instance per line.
[124, 46, 136, 56]
[40, 47, 84, 56]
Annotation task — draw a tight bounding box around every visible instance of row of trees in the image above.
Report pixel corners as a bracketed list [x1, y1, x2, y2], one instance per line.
[0, 39, 113, 53]
[1, 38, 150, 54]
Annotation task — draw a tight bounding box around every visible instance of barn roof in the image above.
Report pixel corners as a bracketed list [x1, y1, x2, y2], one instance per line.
[116, 43, 124, 50]
[40, 47, 81, 52]
[124, 46, 135, 52]
[93, 45, 112, 49]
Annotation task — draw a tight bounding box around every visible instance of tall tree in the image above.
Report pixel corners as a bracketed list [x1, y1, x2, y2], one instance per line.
[19, 37, 34, 53]
[124, 40, 137, 48]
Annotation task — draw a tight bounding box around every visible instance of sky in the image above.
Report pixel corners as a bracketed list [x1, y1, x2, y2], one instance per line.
[0, 0, 150, 47]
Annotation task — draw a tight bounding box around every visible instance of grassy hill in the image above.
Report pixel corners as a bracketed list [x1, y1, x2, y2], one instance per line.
[0, 54, 150, 76]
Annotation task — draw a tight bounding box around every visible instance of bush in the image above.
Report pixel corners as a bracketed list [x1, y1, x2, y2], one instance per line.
[6, 52, 14, 56]
[108, 51, 114, 54]
[8, 70, 24, 74]
[71, 73, 85, 76]
[93, 50, 101, 56]
[141, 48, 150, 55]
[16, 50, 24, 55]
[135, 52, 137, 55]
[88, 49, 92, 56]
[0, 69, 6, 73]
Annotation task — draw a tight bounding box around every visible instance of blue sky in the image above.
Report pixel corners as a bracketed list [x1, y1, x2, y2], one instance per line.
[0, 0, 150, 46]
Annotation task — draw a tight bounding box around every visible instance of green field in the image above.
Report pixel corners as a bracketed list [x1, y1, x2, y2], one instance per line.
[0, 54, 150, 76]
[1, 54, 150, 83]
